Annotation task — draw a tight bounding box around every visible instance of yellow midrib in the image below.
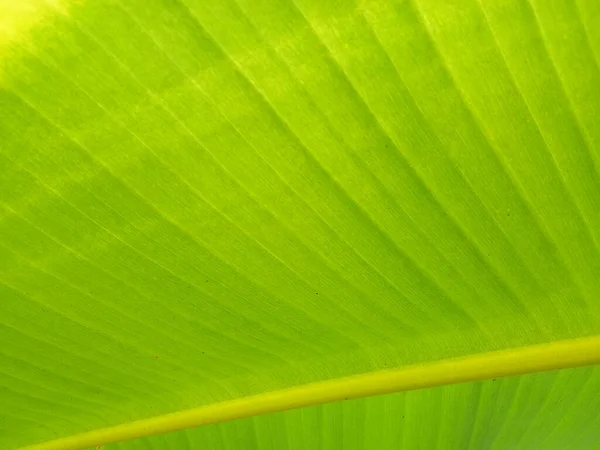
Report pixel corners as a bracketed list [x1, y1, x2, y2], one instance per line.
[20, 334, 600, 450]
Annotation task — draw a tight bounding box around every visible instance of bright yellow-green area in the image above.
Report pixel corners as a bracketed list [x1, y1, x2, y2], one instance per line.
[0, 1, 72, 66]
[1, 0, 600, 448]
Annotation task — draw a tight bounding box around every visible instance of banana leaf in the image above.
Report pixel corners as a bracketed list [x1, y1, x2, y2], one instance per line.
[1, 0, 599, 448]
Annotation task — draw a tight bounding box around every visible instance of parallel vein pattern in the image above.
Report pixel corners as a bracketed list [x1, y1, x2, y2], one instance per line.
[0, 0, 599, 448]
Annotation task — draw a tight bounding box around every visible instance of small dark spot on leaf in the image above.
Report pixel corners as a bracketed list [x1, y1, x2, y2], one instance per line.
[154, 355, 160, 359]
[316, 292, 319, 295]
[493, 378, 496, 381]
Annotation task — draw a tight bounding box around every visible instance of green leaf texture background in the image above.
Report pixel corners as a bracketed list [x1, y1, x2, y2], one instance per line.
[1, 0, 599, 448]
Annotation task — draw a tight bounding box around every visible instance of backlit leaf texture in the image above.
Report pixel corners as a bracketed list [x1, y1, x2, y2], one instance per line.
[1, 0, 599, 448]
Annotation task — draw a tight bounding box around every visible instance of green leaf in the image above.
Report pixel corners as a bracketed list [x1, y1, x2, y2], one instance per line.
[1, 0, 599, 448]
